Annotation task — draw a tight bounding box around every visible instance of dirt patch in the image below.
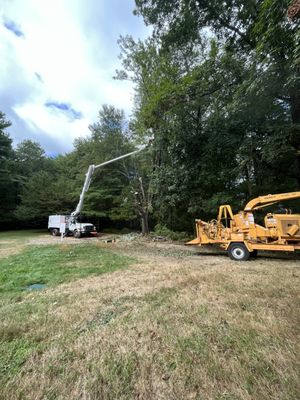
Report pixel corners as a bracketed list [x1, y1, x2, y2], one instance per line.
[28, 233, 118, 246]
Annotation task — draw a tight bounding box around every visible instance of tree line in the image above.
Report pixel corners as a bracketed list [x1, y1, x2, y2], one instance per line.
[0, 106, 152, 233]
[1, 0, 299, 233]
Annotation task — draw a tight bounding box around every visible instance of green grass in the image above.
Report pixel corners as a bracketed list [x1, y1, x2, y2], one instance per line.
[0, 338, 36, 383]
[0, 229, 45, 241]
[0, 244, 134, 386]
[0, 244, 133, 294]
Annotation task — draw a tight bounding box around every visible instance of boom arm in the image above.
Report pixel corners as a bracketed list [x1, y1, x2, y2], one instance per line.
[70, 146, 146, 219]
[244, 191, 300, 211]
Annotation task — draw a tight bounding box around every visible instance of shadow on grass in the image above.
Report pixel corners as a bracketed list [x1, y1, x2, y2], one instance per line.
[194, 249, 300, 261]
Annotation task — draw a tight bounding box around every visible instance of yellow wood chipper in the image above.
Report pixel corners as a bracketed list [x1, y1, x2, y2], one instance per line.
[187, 192, 300, 260]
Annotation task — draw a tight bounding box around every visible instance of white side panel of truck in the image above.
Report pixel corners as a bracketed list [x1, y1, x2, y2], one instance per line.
[48, 215, 67, 229]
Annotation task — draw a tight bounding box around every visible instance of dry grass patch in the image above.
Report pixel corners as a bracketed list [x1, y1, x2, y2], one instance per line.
[0, 240, 299, 399]
[0, 244, 25, 259]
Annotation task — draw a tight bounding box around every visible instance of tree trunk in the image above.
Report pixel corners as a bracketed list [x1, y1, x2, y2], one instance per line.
[290, 93, 300, 185]
[244, 167, 253, 197]
[132, 174, 152, 235]
[291, 93, 300, 123]
[140, 211, 149, 235]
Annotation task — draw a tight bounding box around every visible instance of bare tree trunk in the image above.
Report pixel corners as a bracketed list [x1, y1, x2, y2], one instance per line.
[132, 176, 151, 235]
[139, 177, 150, 235]
[291, 93, 300, 123]
[290, 93, 300, 185]
[140, 211, 149, 235]
[244, 167, 253, 197]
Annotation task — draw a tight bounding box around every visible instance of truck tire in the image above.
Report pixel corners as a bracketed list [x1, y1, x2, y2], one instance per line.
[73, 230, 81, 239]
[228, 243, 250, 261]
[51, 228, 60, 236]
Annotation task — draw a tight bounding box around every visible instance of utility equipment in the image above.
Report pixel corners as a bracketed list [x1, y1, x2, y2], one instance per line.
[187, 192, 300, 260]
[48, 146, 146, 238]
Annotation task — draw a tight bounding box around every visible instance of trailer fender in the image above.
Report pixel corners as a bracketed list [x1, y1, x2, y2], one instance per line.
[224, 241, 254, 252]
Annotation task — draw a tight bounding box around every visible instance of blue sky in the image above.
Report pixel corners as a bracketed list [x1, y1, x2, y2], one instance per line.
[0, 0, 150, 154]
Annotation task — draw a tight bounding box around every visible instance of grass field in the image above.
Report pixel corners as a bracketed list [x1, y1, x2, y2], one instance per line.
[0, 230, 299, 399]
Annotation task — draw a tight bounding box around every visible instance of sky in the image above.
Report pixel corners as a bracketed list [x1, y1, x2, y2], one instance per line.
[0, 0, 150, 154]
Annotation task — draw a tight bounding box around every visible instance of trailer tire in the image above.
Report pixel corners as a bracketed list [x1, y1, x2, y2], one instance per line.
[51, 228, 60, 236]
[73, 230, 81, 239]
[228, 243, 250, 261]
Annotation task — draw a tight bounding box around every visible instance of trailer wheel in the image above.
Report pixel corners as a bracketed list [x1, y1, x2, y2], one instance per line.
[73, 230, 81, 239]
[228, 243, 250, 261]
[51, 228, 60, 236]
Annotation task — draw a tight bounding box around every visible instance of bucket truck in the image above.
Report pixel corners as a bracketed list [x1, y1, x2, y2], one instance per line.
[48, 146, 146, 238]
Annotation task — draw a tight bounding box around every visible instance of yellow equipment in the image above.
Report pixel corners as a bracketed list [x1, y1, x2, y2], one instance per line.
[187, 192, 300, 260]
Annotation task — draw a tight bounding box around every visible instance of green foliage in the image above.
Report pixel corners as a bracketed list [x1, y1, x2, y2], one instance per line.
[15, 140, 47, 177]
[153, 224, 189, 241]
[14, 140, 74, 223]
[73, 105, 138, 221]
[114, 0, 300, 228]
[0, 112, 17, 224]
[15, 171, 69, 222]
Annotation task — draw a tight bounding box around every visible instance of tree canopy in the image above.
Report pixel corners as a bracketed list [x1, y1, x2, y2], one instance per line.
[0, 112, 17, 224]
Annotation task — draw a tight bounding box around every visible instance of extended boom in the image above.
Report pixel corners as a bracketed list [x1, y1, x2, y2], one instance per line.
[48, 145, 147, 238]
[71, 146, 146, 219]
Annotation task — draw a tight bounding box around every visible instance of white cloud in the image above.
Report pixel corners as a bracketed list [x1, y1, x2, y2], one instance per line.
[0, 0, 149, 153]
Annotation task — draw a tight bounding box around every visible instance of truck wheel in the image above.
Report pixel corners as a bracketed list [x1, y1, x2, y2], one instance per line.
[228, 243, 250, 261]
[73, 230, 81, 239]
[51, 228, 60, 236]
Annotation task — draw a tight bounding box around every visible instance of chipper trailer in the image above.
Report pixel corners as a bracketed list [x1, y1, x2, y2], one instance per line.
[187, 191, 300, 260]
[48, 146, 146, 238]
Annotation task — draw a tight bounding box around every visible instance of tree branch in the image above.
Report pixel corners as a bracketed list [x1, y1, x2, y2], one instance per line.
[218, 17, 254, 48]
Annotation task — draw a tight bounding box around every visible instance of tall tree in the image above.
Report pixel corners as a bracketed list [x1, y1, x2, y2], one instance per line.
[86, 105, 153, 233]
[75, 105, 135, 222]
[15, 140, 48, 177]
[134, 0, 300, 182]
[115, 1, 299, 230]
[0, 112, 17, 225]
[15, 153, 77, 224]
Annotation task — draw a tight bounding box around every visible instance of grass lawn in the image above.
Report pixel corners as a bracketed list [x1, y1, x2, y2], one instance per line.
[0, 244, 132, 294]
[0, 229, 46, 256]
[0, 242, 134, 396]
[0, 233, 299, 399]
[0, 229, 46, 241]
